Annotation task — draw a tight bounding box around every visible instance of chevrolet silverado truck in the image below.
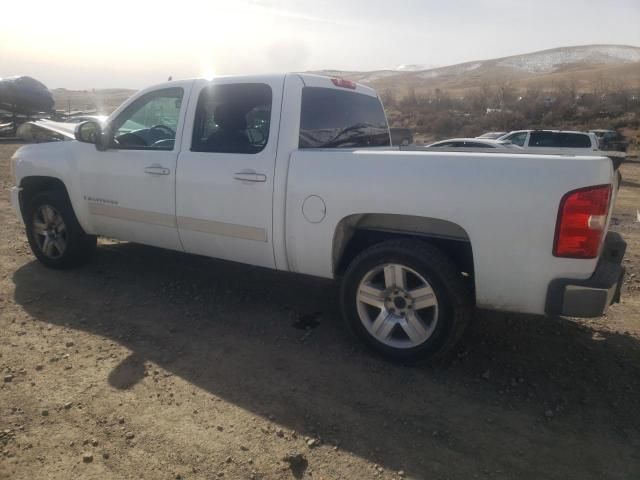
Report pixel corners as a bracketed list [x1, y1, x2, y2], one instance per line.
[9, 74, 627, 361]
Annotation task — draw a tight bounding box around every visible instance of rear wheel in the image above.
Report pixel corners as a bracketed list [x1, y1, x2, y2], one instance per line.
[25, 190, 96, 269]
[340, 239, 472, 361]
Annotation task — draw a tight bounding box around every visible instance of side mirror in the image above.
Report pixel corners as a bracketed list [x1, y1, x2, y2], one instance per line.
[95, 127, 111, 151]
[74, 121, 110, 151]
[75, 121, 100, 143]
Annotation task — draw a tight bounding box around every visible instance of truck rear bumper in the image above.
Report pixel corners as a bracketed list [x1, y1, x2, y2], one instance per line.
[546, 232, 626, 318]
[10, 186, 23, 224]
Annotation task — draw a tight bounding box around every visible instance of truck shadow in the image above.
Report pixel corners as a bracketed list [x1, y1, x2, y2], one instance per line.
[621, 178, 640, 189]
[12, 242, 640, 478]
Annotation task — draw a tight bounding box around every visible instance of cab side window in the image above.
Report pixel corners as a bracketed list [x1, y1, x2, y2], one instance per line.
[529, 131, 557, 147]
[506, 132, 527, 146]
[557, 133, 591, 148]
[191, 83, 272, 154]
[110, 88, 184, 150]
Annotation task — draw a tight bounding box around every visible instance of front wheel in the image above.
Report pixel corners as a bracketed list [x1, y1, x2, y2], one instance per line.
[340, 240, 472, 362]
[25, 190, 96, 269]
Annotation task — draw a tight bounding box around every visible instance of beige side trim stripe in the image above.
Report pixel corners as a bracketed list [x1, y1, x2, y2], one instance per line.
[88, 202, 267, 242]
[177, 216, 267, 242]
[88, 203, 176, 228]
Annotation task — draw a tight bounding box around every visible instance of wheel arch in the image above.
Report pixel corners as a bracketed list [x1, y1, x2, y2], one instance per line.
[332, 214, 475, 300]
[19, 176, 71, 223]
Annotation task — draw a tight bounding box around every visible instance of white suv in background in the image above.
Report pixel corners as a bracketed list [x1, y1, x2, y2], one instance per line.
[499, 130, 599, 153]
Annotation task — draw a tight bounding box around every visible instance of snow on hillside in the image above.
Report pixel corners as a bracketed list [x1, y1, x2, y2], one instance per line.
[320, 45, 640, 85]
[395, 64, 438, 71]
[417, 62, 482, 80]
[496, 45, 640, 73]
[361, 71, 400, 82]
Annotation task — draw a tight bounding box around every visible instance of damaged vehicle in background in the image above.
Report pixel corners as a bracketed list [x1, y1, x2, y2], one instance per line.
[0, 76, 54, 116]
[0, 76, 55, 136]
[1, 75, 107, 142]
[17, 116, 108, 142]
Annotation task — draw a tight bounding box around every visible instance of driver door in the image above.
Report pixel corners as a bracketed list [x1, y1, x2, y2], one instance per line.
[79, 83, 192, 250]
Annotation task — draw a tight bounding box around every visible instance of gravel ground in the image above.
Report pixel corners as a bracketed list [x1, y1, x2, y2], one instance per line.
[1, 142, 639, 479]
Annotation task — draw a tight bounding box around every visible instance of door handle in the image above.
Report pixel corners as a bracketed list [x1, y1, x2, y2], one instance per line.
[144, 165, 170, 175]
[233, 170, 267, 182]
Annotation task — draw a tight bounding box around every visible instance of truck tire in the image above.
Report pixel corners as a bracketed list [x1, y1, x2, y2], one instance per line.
[24, 190, 96, 269]
[340, 239, 472, 362]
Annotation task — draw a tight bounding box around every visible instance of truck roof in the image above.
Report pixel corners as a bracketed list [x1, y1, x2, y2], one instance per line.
[137, 73, 378, 98]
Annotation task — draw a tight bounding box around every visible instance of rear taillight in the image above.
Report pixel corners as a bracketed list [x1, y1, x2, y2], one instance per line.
[554, 185, 612, 258]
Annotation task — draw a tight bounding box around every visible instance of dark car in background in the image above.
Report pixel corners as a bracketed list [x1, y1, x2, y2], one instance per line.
[390, 127, 413, 145]
[589, 129, 629, 152]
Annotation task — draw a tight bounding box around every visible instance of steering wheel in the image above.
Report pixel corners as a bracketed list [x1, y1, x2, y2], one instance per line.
[114, 131, 147, 147]
[149, 124, 175, 138]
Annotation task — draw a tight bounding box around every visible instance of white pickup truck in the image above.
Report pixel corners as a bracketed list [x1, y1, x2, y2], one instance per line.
[9, 74, 626, 361]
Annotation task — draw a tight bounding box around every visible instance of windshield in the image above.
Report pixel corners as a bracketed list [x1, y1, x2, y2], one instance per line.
[299, 87, 390, 148]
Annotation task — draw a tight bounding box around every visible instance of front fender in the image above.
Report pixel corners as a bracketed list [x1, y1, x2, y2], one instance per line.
[13, 141, 93, 234]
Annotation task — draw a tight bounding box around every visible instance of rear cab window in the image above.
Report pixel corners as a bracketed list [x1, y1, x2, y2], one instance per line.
[299, 87, 390, 148]
[191, 83, 272, 154]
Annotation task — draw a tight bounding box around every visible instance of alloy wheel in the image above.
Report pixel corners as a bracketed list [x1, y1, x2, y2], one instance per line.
[32, 204, 67, 259]
[356, 263, 439, 349]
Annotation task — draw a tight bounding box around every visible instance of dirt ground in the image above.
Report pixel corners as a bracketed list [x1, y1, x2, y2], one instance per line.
[1, 142, 639, 480]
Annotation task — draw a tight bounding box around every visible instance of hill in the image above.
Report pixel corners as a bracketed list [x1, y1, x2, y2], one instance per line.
[316, 45, 640, 96]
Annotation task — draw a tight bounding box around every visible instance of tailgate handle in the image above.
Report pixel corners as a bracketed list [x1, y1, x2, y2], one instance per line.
[234, 170, 267, 182]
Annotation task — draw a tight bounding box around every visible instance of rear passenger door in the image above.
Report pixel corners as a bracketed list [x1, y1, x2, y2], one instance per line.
[175, 78, 284, 268]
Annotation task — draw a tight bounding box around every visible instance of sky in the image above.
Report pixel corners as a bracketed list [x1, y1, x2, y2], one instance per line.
[1, 0, 639, 89]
